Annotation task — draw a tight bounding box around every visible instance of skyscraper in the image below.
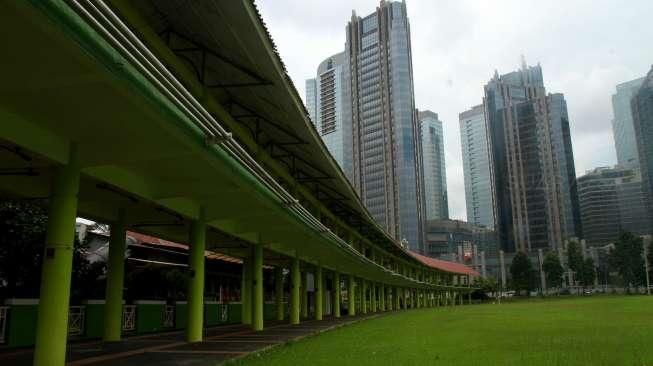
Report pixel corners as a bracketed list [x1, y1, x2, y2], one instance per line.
[632, 66, 653, 229]
[345, 1, 425, 250]
[459, 104, 495, 229]
[611, 77, 645, 167]
[419, 110, 448, 221]
[305, 52, 353, 180]
[484, 61, 577, 253]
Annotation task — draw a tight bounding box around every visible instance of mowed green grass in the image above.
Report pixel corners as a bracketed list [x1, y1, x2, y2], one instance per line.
[231, 296, 653, 366]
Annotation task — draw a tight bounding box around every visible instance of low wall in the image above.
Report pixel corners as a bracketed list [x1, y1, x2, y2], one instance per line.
[0, 299, 283, 349]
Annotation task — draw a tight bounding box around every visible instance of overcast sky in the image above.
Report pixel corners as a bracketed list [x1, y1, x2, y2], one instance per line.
[256, 0, 653, 221]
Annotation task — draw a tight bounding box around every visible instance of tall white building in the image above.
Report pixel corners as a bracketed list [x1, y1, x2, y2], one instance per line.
[419, 110, 448, 220]
[612, 77, 645, 168]
[459, 104, 495, 229]
[305, 52, 353, 181]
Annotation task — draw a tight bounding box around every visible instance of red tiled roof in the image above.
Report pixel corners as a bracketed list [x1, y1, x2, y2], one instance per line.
[409, 251, 479, 276]
[126, 231, 477, 276]
[127, 231, 242, 264]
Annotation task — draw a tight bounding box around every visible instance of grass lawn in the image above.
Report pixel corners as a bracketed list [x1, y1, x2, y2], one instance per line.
[230, 296, 653, 366]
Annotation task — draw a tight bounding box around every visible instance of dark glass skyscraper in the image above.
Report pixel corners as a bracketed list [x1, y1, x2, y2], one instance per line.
[346, 1, 425, 250]
[548, 93, 582, 239]
[484, 62, 578, 253]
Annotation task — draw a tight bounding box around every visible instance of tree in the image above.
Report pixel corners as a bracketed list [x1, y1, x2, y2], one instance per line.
[0, 199, 106, 300]
[0, 200, 48, 298]
[475, 276, 498, 298]
[567, 240, 583, 285]
[578, 257, 596, 290]
[609, 231, 646, 293]
[542, 251, 564, 290]
[510, 251, 534, 295]
[70, 233, 106, 302]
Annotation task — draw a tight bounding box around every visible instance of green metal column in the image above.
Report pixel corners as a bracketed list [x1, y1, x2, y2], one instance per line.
[315, 266, 323, 320]
[290, 257, 300, 324]
[103, 210, 126, 342]
[387, 286, 392, 311]
[361, 280, 367, 314]
[322, 273, 327, 316]
[241, 257, 252, 325]
[333, 271, 341, 318]
[393, 287, 398, 311]
[274, 267, 284, 321]
[468, 292, 472, 305]
[348, 276, 356, 316]
[301, 271, 308, 319]
[411, 289, 415, 308]
[252, 244, 264, 331]
[186, 214, 206, 343]
[380, 284, 385, 311]
[33, 148, 80, 366]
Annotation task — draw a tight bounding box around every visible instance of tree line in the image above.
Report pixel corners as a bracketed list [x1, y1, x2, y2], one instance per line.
[501, 231, 651, 295]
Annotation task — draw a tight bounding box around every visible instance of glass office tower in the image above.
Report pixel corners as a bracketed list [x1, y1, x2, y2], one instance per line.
[419, 110, 448, 221]
[484, 62, 576, 253]
[611, 77, 645, 168]
[459, 104, 495, 229]
[632, 66, 653, 230]
[548, 93, 582, 239]
[345, 1, 425, 250]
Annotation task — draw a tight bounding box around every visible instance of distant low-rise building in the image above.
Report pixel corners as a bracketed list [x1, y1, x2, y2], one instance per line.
[577, 166, 651, 247]
[424, 219, 498, 277]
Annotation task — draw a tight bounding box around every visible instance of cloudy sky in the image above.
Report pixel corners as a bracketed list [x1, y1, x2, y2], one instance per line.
[256, 0, 653, 221]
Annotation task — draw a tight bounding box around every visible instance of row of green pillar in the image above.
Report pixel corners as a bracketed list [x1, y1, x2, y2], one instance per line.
[28, 149, 472, 366]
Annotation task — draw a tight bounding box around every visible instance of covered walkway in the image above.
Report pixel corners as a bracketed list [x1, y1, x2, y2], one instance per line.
[0, 1, 478, 365]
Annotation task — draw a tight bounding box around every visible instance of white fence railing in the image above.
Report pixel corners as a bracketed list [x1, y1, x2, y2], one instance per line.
[0, 306, 8, 343]
[68, 306, 85, 336]
[219, 304, 228, 322]
[163, 305, 174, 328]
[122, 305, 136, 332]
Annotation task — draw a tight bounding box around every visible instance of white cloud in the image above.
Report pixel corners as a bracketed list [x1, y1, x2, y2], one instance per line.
[256, 0, 653, 221]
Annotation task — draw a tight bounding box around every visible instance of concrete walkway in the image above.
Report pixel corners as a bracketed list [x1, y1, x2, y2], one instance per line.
[0, 314, 381, 365]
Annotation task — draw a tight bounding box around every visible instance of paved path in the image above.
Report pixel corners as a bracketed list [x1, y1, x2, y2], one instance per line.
[0, 314, 382, 365]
